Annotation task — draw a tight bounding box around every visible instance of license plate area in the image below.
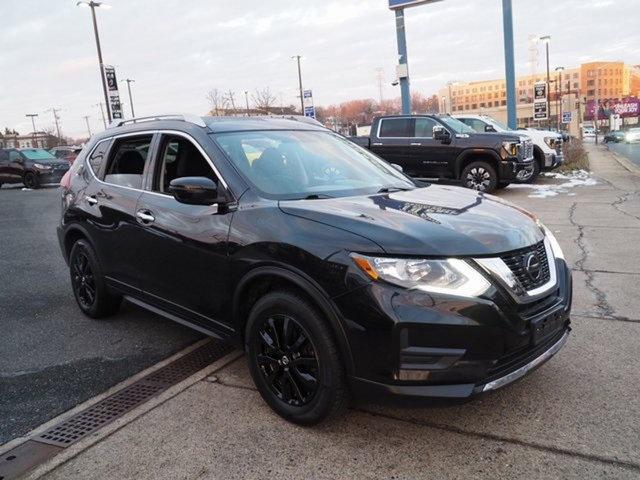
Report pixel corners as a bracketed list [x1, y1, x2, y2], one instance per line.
[531, 310, 566, 345]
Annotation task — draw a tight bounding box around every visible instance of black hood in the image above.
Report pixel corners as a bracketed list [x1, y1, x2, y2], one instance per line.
[279, 185, 543, 256]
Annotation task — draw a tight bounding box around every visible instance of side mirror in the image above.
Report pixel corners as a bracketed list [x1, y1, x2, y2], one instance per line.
[484, 125, 496, 132]
[391, 163, 403, 172]
[169, 176, 222, 205]
[432, 125, 451, 143]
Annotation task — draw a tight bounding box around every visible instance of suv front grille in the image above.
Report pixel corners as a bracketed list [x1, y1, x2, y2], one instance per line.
[500, 241, 550, 291]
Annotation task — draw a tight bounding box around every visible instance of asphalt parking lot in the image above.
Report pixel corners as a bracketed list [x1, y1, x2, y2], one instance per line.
[3, 144, 640, 479]
[0, 146, 640, 480]
[0, 185, 201, 444]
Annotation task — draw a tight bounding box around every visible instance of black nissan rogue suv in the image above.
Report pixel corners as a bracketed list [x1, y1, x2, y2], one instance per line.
[58, 114, 571, 425]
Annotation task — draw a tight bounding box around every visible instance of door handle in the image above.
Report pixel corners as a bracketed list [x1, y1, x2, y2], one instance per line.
[410, 142, 422, 146]
[85, 195, 98, 205]
[136, 210, 155, 223]
[372, 142, 383, 146]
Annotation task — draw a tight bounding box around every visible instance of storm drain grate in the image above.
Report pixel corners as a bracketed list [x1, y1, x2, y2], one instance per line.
[35, 339, 234, 448]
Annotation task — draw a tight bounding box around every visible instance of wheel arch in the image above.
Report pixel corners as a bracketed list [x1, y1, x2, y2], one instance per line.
[455, 149, 501, 178]
[233, 265, 355, 375]
[62, 224, 96, 263]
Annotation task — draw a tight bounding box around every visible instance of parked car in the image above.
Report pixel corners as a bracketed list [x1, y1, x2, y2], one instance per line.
[50, 145, 83, 164]
[625, 127, 640, 143]
[0, 148, 70, 188]
[58, 114, 571, 424]
[582, 127, 596, 139]
[350, 114, 534, 192]
[603, 130, 626, 143]
[454, 115, 563, 183]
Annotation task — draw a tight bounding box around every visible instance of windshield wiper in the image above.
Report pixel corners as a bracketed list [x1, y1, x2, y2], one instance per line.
[300, 193, 334, 200]
[376, 186, 413, 194]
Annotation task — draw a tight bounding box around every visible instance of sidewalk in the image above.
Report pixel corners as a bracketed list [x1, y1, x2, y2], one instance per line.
[24, 145, 640, 480]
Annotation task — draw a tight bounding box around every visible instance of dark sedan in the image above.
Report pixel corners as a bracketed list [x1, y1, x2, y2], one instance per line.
[603, 130, 625, 143]
[0, 148, 70, 188]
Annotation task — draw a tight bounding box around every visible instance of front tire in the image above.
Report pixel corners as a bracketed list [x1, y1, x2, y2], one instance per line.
[246, 290, 348, 425]
[23, 172, 39, 189]
[69, 239, 122, 318]
[460, 161, 498, 193]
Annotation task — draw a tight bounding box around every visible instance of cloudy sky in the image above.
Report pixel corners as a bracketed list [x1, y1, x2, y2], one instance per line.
[2, 0, 639, 138]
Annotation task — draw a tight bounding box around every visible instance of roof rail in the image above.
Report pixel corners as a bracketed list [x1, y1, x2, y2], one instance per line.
[266, 114, 325, 127]
[108, 114, 206, 129]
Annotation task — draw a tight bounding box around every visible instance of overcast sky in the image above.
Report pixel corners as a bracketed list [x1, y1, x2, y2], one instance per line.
[2, 0, 639, 138]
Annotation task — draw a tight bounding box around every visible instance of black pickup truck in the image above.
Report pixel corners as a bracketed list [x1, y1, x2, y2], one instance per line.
[350, 115, 533, 192]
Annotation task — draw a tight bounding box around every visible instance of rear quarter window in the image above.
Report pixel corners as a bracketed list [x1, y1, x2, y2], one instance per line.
[87, 139, 112, 174]
[379, 118, 412, 138]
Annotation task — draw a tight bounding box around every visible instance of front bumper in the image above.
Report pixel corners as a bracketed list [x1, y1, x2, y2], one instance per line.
[500, 158, 534, 182]
[334, 257, 572, 404]
[543, 151, 564, 170]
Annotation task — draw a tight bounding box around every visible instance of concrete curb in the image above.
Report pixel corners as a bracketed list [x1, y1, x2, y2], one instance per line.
[604, 146, 640, 176]
[22, 348, 243, 480]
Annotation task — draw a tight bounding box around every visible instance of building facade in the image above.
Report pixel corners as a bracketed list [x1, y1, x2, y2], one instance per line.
[438, 61, 640, 132]
[0, 132, 56, 149]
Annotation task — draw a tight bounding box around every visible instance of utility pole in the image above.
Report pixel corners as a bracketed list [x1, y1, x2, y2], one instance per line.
[25, 114, 39, 147]
[292, 55, 304, 114]
[394, 8, 411, 114]
[46, 108, 62, 146]
[244, 90, 250, 116]
[94, 102, 107, 129]
[83, 115, 92, 137]
[121, 78, 135, 117]
[539, 35, 551, 130]
[555, 67, 564, 131]
[375, 67, 385, 104]
[501, 0, 517, 129]
[78, 1, 112, 122]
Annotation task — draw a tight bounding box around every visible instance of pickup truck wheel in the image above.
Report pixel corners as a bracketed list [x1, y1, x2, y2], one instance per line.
[518, 159, 540, 184]
[23, 172, 39, 189]
[461, 162, 498, 193]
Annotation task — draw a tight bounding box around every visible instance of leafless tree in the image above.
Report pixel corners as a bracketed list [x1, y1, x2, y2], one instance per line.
[206, 88, 227, 116]
[224, 90, 237, 114]
[251, 87, 277, 113]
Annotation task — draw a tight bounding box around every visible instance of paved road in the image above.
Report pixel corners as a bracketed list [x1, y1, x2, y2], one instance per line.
[0, 185, 201, 444]
[605, 140, 640, 167]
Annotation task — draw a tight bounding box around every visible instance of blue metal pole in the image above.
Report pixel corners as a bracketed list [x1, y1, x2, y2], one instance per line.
[501, 0, 517, 129]
[395, 8, 411, 114]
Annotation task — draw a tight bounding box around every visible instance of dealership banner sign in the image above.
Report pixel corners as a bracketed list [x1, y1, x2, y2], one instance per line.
[585, 97, 640, 120]
[103, 65, 123, 120]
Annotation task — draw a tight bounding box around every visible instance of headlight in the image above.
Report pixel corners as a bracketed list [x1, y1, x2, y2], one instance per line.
[351, 254, 491, 297]
[538, 222, 565, 260]
[544, 137, 557, 148]
[502, 141, 520, 156]
[33, 163, 52, 170]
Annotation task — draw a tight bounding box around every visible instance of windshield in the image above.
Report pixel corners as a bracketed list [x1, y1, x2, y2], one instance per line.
[21, 149, 57, 161]
[486, 117, 509, 131]
[438, 117, 476, 134]
[213, 130, 415, 200]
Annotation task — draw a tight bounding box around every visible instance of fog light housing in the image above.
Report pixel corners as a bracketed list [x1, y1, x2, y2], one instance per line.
[395, 369, 431, 381]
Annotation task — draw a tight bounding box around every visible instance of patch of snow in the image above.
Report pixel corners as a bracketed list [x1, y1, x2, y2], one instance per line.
[507, 170, 597, 198]
[21, 188, 33, 191]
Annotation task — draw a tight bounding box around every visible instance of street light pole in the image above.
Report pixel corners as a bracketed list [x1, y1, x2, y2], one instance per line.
[121, 78, 135, 118]
[83, 115, 92, 137]
[501, 0, 517, 129]
[292, 55, 304, 114]
[25, 114, 39, 147]
[394, 8, 411, 114]
[244, 90, 250, 116]
[539, 35, 551, 130]
[555, 66, 564, 131]
[78, 1, 112, 122]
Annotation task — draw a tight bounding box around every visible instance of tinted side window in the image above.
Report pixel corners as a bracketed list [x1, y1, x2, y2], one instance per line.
[103, 135, 153, 189]
[153, 135, 218, 194]
[379, 118, 412, 138]
[414, 118, 438, 137]
[88, 140, 110, 172]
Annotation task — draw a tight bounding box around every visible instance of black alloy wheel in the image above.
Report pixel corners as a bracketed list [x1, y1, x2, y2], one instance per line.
[246, 290, 348, 424]
[69, 239, 122, 318]
[461, 161, 498, 192]
[72, 250, 96, 309]
[256, 314, 320, 406]
[23, 172, 39, 189]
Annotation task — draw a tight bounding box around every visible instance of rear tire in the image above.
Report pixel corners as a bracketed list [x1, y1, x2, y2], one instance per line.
[460, 161, 498, 193]
[246, 290, 348, 425]
[69, 239, 122, 318]
[23, 172, 39, 189]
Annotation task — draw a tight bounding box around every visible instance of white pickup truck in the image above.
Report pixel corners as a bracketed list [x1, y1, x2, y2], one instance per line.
[454, 114, 563, 182]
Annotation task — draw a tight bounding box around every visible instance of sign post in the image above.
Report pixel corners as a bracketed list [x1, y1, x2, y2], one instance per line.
[388, 1, 443, 115]
[533, 81, 548, 122]
[103, 65, 123, 121]
[303, 89, 315, 118]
